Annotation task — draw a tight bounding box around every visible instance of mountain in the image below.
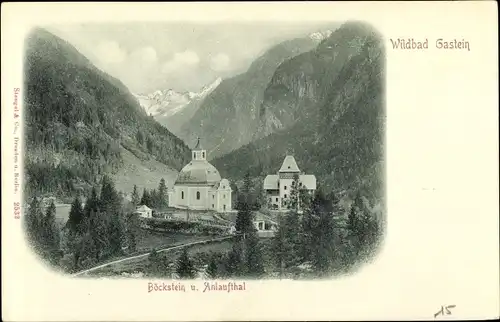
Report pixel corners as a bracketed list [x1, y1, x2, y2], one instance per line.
[134, 77, 222, 133]
[255, 23, 376, 139]
[177, 30, 335, 157]
[23, 28, 191, 200]
[212, 21, 385, 205]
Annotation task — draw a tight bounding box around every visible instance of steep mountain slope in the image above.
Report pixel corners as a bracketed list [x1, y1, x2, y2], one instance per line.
[212, 22, 385, 205]
[135, 77, 222, 133]
[23, 28, 191, 200]
[177, 33, 332, 157]
[256, 23, 376, 138]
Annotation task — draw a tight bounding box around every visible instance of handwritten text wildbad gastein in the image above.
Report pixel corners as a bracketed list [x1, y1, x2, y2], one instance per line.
[390, 38, 470, 51]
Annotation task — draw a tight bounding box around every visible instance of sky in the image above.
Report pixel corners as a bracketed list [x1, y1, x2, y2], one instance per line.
[46, 22, 338, 94]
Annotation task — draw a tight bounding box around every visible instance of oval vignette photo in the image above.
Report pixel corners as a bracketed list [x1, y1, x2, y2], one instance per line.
[22, 20, 386, 280]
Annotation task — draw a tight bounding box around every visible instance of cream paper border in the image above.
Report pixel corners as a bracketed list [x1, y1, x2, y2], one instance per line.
[1, 2, 499, 321]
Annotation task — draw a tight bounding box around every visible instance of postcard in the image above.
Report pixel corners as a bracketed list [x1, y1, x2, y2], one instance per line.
[1, 1, 499, 321]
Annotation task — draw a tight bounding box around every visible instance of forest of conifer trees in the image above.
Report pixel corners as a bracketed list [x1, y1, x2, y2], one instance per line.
[23, 175, 170, 273]
[144, 173, 383, 280]
[24, 170, 382, 279]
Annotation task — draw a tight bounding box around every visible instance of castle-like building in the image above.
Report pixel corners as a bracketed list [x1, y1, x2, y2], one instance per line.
[168, 138, 232, 213]
[263, 155, 316, 210]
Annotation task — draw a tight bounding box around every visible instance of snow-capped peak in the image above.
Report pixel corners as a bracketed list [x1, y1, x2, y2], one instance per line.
[309, 30, 333, 41]
[134, 78, 222, 118]
[190, 77, 223, 99]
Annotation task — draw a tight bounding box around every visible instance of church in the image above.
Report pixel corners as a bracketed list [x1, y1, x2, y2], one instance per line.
[263, 155, 316, 211]
[168, 138, 232, 213]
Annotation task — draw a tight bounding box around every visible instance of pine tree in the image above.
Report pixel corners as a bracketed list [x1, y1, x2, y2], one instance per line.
[254, 179, 265, 210]
[176, 248, 197, 279]
[311, 204, 336, 276]
[150, 189, 159, 209]
[25, 197, 43, 250]
[286, 211, 302, 263]
[108, 212, 124, 255]
[288, 174, 300, 211]
[237, 171, 253, 209]
[41, 200, 61, 265]
[272, 211, 301, 276]
[131, 185, 141, 207]
[235, 200, 255, 236]
[243, 172, 252, 199]
[141, 188, 150, 207]
[225, 243, 243, 277]
[99, 175, 120, 216]
[300, 189, 329, 264]
[158, 178, 168, 209]
[344, 191, 383, 265]
[78, 229, 97, 268]
[206, 255, 219, 279]
[272, 216, 289, 278]
[125, 212, 140, 253]
[244, 233, 265, 278]
[88, 209, 109, 261]
[67, 196, 84, 234]
[84, 187, 100, 218]
[352, 193, 380, 258]
[300, 212, 313, 263]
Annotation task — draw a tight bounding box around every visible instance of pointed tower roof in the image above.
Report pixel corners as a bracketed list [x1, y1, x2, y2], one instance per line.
[279, 155, 300, 173]
[194, 137, 204, 150]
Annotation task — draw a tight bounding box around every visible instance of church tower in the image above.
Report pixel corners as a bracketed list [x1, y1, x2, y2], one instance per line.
[192, 137, 207, 161]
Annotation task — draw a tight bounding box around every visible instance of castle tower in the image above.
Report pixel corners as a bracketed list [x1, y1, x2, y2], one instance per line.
[192, 137, 207, 161]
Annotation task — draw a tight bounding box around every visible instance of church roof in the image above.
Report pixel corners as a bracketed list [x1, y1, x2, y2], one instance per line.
[175, 160, 221, 185]
[279, 155, 300, 172]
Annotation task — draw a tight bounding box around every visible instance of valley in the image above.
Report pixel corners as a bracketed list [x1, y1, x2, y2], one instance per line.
[23, 21, 385, 280]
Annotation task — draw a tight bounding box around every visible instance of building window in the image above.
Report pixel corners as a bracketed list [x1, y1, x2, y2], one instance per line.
[181, 191, 184, 199]
[276, 197, 278, 202]
[212, 204, 214, 208]
[196, 191, 200, 200]
[223, 205, 226, 211]
[202, 152, 205, 158]
[223, 194, 226, 199]
[284, 186, 287, 190]
[284, 194, 287, 198]
[212, 195, 214, 199]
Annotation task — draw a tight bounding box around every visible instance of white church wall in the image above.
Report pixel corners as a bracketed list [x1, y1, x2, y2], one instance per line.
[208, 190, 218, 211]
[186, 186, 211, 210]
[171, 185, 210, 210]
[171, 184, 233, 212]
[216, 189, 231, 212]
